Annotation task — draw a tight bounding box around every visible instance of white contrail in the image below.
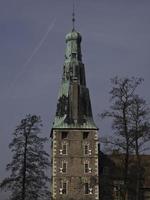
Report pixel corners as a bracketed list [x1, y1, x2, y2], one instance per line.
[21, 18, 56, 71]
[9, 18, 56, 90]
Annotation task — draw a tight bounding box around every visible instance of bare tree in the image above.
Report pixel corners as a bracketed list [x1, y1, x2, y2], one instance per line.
[101, 77, 143, 200]
[0, 114, 51, 200]
[129, 95, 150, 200]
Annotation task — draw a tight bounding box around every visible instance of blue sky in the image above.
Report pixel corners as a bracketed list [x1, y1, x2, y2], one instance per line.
[0, 0, 150, 198]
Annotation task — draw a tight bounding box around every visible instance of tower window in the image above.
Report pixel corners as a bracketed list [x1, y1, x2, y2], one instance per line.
[60, 181, 67, 195]
[62, 162, 67, 173]
[72, 53, 76, 59]
[62, 144, 67, 155]
[83, 132, 89, 139]
[84, 163, 89, 173]
[62, 132, 68, 139]
[84, 145, 89, 155]
[113, 180, 124, 200]
[62, 182, 67, 194]
[60, 161, 67, 173]
[84, 183, 89, 194]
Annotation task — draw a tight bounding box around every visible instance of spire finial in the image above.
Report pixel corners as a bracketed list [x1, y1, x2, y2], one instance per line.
[72, 0, 75, 31]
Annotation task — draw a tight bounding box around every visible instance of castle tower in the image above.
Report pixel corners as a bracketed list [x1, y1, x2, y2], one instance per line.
[51, 14, 99, 200]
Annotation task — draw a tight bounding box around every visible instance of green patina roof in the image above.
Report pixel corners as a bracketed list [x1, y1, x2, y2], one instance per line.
[65, 30, 82, 42]
[58, 80, 69, 98]
[53, 116, 97, 130]
[52, 29, 97, 130]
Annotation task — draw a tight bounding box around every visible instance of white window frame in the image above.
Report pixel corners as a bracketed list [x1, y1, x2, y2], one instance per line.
[83, 143, 92, 156]
[60, 160, 67, 173]
[88, 149, 92, 155]
[84, 144, 89, 155]
[60, 180, 68, 195]
[84, 163, 89, 173]
[84, 182, 93, 195]
[84, 160, 92, 174]
[89, 187, 93, 194]
[84, 161, 89, 173]
[60, 142, 67, 155]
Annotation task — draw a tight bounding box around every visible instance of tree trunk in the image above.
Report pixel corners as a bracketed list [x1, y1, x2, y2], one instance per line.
[123, 106, 129, 200]
[135, 129, 141, 200]
[22, 132, 28, 200]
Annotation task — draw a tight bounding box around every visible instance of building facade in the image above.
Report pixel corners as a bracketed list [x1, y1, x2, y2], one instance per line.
[100, 152, 150, 200]
[50, 26, 99, 200]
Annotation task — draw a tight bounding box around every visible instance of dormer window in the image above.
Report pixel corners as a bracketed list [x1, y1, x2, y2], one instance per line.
[72, 53, 76, 59]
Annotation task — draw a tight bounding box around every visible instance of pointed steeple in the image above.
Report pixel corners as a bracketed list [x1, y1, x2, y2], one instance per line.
[72, 0, 75, 31]
[53, 13, 97, 129]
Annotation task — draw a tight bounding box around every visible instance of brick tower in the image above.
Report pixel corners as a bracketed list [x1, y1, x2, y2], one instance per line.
[51, 15, 99, 200]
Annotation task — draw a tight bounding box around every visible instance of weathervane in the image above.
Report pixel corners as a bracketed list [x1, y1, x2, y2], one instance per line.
[72, 0, 75, 31]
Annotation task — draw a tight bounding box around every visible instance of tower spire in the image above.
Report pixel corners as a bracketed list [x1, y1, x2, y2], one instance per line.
[53, 9, 97, 129]
[72, 0, 75, 31]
